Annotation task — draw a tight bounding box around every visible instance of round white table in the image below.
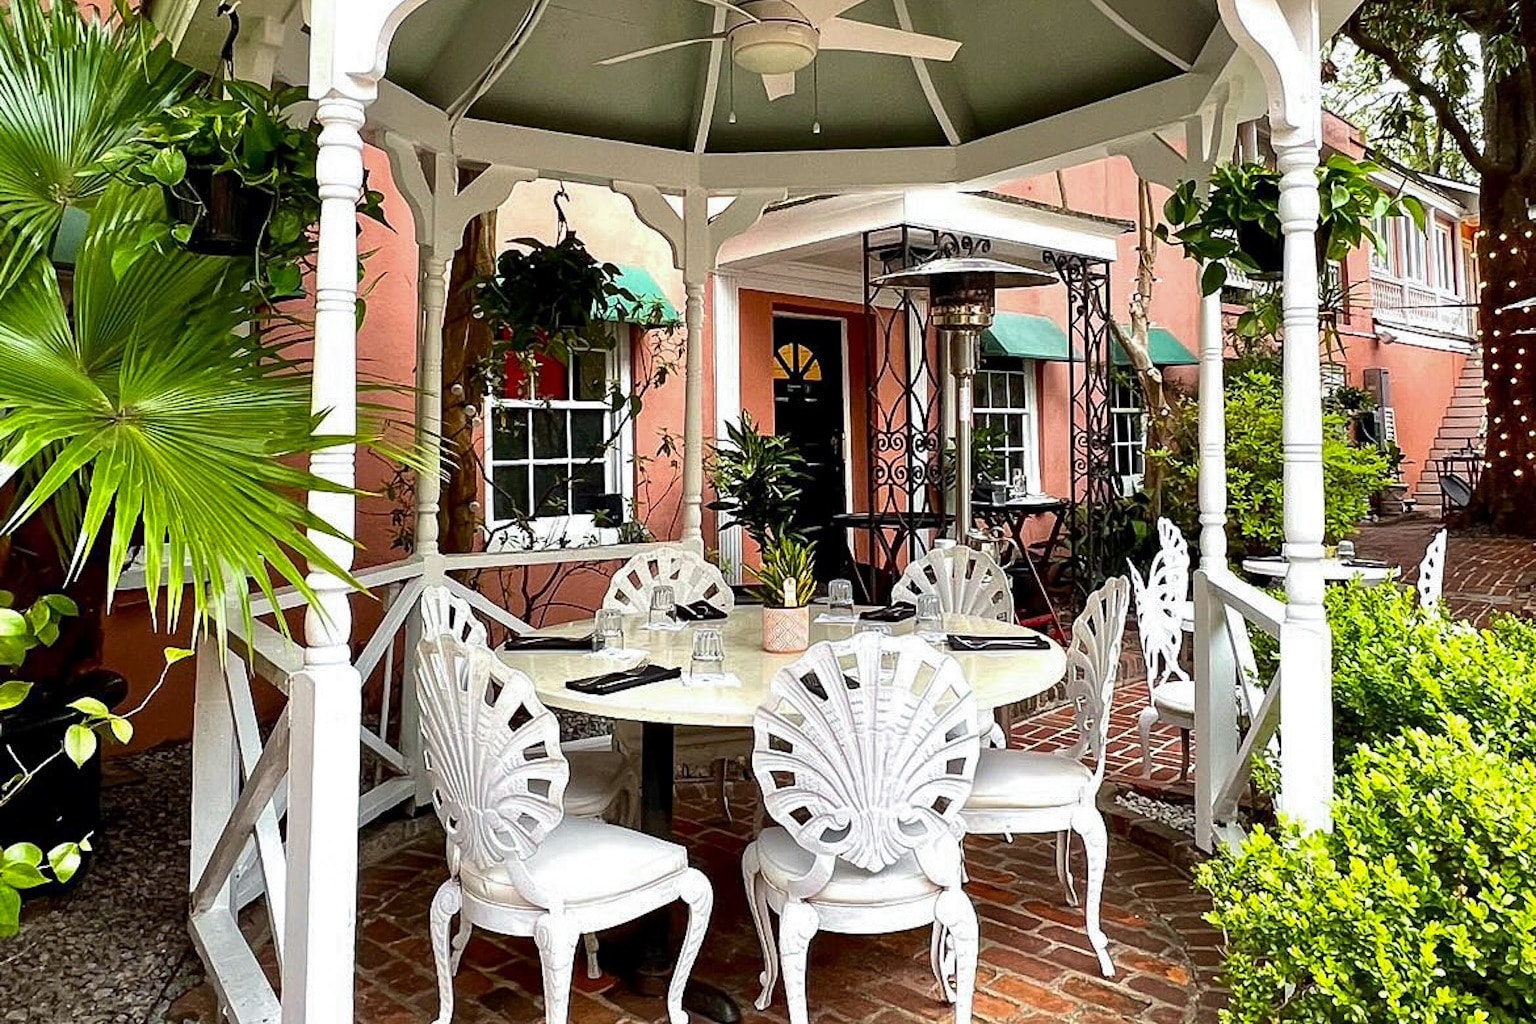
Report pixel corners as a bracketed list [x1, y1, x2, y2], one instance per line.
[1240, 557, 1396, 585]
[500, 605, 1065, 1022]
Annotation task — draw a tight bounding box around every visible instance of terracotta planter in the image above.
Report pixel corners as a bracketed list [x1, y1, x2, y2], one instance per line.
[762, 606, 810, 653]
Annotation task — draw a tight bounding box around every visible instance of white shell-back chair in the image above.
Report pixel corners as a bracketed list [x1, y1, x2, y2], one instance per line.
[604, 548, 748, 820]
[744, 632, 982, 1024]
[958, 577, 1132, 978]
[893, 546, 1015, 747]
[418, 585, 639, 979]
[413, 623, 712, 1024]
[1130, 518, 1194, 780]
[1417, 527, 1447, 611]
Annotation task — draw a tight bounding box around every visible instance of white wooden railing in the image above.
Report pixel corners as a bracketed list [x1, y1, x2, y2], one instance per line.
[1192, 566, 1284, 852]
[1370, 275, 1474, 339]
[187, 541, 681, 1023]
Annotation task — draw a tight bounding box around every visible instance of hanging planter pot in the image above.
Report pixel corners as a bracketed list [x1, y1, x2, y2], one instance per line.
[1235, 222, 1332, 281]
[164, 164, 272, 257]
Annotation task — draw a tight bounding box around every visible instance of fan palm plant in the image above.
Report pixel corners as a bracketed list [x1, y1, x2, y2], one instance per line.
[0, 0, 193, 283]
[0, 184, 402, 635]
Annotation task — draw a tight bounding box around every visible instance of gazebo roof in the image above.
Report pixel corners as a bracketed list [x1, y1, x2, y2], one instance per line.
[155, 0, 1360, 193]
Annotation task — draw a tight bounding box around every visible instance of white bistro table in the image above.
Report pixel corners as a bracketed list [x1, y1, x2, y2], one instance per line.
[1240, 556, 1396, 585]
[500, 605, 1065, 1020]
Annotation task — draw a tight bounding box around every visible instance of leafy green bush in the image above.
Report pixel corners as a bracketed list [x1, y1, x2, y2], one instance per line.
[1201, 721, 1536, 1024]
[1154, 368, 1390, 553]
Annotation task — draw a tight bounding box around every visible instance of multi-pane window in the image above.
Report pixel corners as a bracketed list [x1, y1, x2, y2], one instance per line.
[1370, 215, 1393, 273]
[1402, 221, 1428, 282]
[1110, 375, 1146, 496]
[487, 343, 624, 537]
[1432, 221, 1458, 294]
[974, 364, 1040, 492]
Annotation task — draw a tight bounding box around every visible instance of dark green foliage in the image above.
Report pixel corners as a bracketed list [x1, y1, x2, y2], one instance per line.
[706, 412, 808, 550]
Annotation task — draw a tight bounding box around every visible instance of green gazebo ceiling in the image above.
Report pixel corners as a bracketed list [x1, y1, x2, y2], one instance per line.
[383, 0, 1221, 153]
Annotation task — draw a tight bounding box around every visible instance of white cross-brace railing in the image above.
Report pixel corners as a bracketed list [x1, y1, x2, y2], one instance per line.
[187, 541, 680, 1024]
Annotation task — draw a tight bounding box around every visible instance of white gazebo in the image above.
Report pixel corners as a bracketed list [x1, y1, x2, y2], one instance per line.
[155, 1, 1350, 1020]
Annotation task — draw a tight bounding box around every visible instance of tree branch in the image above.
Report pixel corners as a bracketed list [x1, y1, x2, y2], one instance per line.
[1345, 11, 1499, 176]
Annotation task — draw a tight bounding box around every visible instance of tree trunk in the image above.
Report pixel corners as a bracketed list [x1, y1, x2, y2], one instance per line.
[1467, 65, 1536, 534]
[438, 213, 498, 554]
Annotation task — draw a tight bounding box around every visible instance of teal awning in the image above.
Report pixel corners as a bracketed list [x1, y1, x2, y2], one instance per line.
[981, 312, 1072, 362]
[602, 264, 677, 321]
[1113, 325, 1198, 367]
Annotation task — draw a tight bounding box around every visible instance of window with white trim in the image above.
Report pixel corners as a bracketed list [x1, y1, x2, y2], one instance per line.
[974, 362, 1041, 492]
[1370, 215, 1392, 273]
[1432, 221, 1457, 295]
[1110, 375, 1147, 496]
[486, 327, 629, 547]
[1403, 220, 1428, 282]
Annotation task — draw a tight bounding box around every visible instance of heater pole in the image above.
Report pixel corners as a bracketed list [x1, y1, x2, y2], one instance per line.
[950, 329, 979, 544]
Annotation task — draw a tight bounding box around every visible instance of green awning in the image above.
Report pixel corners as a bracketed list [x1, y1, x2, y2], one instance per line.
[602, 264, 678, 322]
[1113, 325, 1198, 367]
[981, 312, 1072, 362]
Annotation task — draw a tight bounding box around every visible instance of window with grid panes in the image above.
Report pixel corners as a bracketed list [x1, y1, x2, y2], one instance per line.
[1110, 374, 1146, 496]
[487, 340, 624, 539]
[973, 362, 1040, 491]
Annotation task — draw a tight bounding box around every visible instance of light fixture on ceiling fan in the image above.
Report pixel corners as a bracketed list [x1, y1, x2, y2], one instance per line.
[596, 0, 961, 103]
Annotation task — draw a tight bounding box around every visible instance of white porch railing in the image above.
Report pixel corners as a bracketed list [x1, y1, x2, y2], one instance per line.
[1370, 275, 1474, 339]
[187, 541, 680, 1023]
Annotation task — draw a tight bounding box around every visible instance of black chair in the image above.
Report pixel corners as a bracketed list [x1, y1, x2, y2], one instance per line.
[1440, 472, 1473, 517]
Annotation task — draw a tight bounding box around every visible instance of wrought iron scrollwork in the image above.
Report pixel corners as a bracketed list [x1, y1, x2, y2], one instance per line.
[934, 233, 992, 260]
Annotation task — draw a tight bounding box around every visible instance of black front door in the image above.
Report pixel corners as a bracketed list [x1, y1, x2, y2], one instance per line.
[772, 316, 847, 582]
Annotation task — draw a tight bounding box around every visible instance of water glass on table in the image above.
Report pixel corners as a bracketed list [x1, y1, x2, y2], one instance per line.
[688, 627, 726, 684]
[915, 593, 944, 641]
[649, 584, 678, 628]
[593, 608, 625, 653]
[827, 578, 855, 616]
[856, 621, 892, 637]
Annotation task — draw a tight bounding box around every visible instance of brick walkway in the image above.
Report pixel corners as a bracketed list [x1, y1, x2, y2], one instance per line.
[315, 784, 1223, 1024]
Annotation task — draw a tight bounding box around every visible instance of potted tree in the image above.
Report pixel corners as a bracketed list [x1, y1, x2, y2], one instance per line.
[752, 533, 817, 653]
[1158, 155, 1426, 294]
[707, 412, 808, 552]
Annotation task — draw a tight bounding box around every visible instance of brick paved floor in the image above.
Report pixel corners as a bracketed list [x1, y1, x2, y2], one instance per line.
[1352, 515, 1536, 625]
[316, 784, 1222, 1024]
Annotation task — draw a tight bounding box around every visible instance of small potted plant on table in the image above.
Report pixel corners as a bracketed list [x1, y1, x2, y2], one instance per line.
[753, 533, 817, 653]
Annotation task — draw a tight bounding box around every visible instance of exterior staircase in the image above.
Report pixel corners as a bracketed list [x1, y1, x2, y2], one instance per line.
[1412, 346, 1485, 511]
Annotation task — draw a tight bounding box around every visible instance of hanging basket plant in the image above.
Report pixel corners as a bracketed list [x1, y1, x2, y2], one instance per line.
[1158, 155, 1426, 295]
[474, 232, 637, 364]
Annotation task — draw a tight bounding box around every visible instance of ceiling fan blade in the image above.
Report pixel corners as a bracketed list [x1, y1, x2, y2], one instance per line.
[762, 72, 797, 100]
[596, 35, 725, 66]
[819, 19, 961, 61]
[794, 0, 870, 26]
[691, 0, 761, 22]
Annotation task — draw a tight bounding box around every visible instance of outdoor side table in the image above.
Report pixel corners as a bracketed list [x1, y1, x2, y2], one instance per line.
[972, 494, 1070, 636]
[1239, 557, 1396, 585]
[501, 605, 1066, 1023]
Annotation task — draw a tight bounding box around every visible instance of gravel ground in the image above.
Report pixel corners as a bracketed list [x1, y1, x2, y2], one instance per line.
[1116, 788, 1197, 836]
[0, 746, 200, 1024]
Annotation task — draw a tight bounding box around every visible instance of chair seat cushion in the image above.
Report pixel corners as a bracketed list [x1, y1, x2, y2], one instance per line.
[563, 749, 629, 819]
[460, 819, 686, 908]
[1151, 678, 1195, 717]
[964, 749, 1093, 810]
[755, 827, 939, 906]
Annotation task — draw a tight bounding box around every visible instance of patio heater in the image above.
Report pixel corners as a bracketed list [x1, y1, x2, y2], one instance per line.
[872, 256, 1053, 551]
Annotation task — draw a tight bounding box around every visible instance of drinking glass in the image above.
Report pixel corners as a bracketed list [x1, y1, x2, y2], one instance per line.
[1336, 540, 1356, 563]
[915, 593, 944, 639]
[827, 578, 855, 615]
[649, 584, 677, 627]
[593, 608, 625, 652]
[856, 621, 892, 637]
[689, 627, 726, 681]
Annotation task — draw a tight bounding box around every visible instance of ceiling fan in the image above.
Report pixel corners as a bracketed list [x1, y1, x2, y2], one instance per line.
[596, 0, 962, 102]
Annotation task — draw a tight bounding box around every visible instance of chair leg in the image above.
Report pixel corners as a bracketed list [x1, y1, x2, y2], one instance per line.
[534, 914, 580, 1024]
[668, 868, 715, 1024]
[929, 923, 956, 1004]
[1074, 807, 1115, 978]
[1136, 705, 1159, 779]
[429, 880, 463, 1024]
[713, 757, 733, 823]
[449, 911, 472, 973]
[933, 888, 978, 1024]
[1178, 728, 1191, 782]
[742, 843, 779, 1011]
[581, 932, 601, 980]
[778, 900, 820, 1024]
[1055, 831, 1079, 908]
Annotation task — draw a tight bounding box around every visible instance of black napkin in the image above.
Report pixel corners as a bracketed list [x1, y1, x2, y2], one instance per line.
[675, 600, 727, 621]
[566, 664, 682, 695]
[1344, 557, 1389, 568]
[502, 633, 594, 652]
[945, 633, 1051, 652]
[859, 602, 916, 623]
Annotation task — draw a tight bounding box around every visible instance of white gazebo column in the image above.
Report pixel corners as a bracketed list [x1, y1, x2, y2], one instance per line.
[712, 272, 744, 581]
[1220, 0, 1332, 831]
[1196, 288, 1228, 568]
[615, 184, 785, 549]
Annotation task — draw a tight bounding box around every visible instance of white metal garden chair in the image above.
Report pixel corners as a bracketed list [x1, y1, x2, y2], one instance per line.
[1417, 527, 1448, 611]
[413, 621, 712, 1024]
[743, 632, 982, 1024]
[418, 585, 639, 978]
[605, 548, 749, 820]
[958, 576, 1131, 978]
[1129, 518, 1194, 780]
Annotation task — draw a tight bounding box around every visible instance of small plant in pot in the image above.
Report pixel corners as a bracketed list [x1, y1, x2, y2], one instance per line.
[753, 533, 817, 653]
[707, 412, 808, 551]
[1158, 155, 1425, 294]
